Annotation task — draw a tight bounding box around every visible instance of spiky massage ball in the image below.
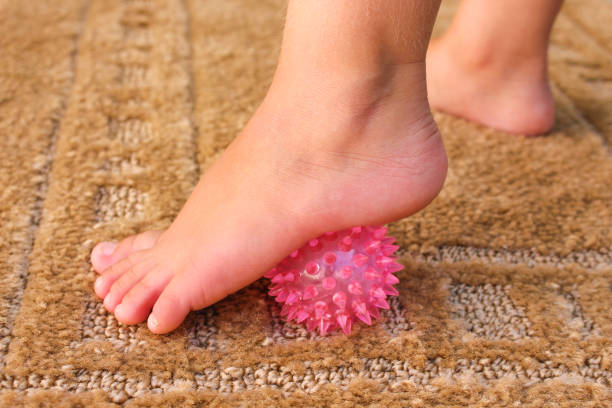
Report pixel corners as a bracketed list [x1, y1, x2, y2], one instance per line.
[265, 225, 402, 336]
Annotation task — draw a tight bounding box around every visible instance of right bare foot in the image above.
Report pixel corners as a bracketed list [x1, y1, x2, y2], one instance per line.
[90, 0, 448, 334]
[90, 62, 448, 333]
[426, 38, 555, 136]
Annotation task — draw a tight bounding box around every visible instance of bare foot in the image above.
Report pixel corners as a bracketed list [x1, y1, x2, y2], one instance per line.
[90, 0, 448, 334]
[426, 39, 555, 135]
[90, 62, 447, 333]
[425, 0, 563, 136]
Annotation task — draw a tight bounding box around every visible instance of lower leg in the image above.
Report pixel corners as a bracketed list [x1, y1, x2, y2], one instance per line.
[91, 0, 447, 334]
[427, 0, 563, 135]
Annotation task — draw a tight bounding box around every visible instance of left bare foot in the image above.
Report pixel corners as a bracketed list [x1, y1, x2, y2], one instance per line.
[426, 38, 555, 135]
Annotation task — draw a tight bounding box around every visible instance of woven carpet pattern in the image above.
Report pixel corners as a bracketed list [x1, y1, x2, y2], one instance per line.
[0, 0, 610, 406]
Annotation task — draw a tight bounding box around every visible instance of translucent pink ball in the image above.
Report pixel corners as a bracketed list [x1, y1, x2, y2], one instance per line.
[265, 225, 402, 336]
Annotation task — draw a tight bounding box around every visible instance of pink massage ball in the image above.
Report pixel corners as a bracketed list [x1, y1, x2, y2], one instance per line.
[265, 225, 402, 336]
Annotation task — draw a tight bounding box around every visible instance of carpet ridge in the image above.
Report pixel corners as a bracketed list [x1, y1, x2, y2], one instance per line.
[409, 245, 612, 271]
[1, 357, 609, 404]
[0, 0, 90, 370]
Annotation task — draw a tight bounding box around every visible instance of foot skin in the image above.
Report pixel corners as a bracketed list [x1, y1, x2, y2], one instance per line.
[426, 39, 555, 136]
[91, 64, 448, 334]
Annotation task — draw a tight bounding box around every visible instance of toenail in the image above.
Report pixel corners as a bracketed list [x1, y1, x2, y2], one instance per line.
[103, 295, 114, 310]
[94, 277, 104, 294]
[115, 303, 123, 315]
[148, 314, 159, 329]
[100, 242, 117, 256]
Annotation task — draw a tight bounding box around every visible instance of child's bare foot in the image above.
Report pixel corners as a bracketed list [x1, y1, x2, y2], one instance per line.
[426, 0, 562, 136]
[91, 64, 447, 333]
[90, 0, 447, 334]
[426, 40, 555, 135]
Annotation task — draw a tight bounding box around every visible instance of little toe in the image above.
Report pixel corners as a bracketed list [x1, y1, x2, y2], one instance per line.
[113, 270, 173, 325]
[91, 230, 163, 273]
[148, 279, 192, 334]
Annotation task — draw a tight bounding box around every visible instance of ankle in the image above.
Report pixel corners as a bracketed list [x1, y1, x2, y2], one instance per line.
[258, 62, 438, 165]
[435, 34, 548, 82]
[269, 60, 430, 121]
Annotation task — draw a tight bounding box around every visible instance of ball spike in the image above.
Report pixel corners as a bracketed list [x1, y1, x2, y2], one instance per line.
[323, 252, 337, 265]
[370, 285, 386, 299]
[338, 235, 352, 251]
[319, 318, 331, 336]
[372, 226, 388, 240]
[322, 277, 337, 290]
[332, 291, 347, 309]
[308, 239, 321, 251]
[285, 290, 300, 305]
[339, 265, 353, 279]
[268, 285, 283, 296]
[306, 317, 317, 332]
[384, 273, 400, 285]
[276, 288, 288, 302]
[383, 285, 399, 296]
[368, 304, 381, 319]
[350, 226, 362, 237]
[376, 256, 394, 268]
[296, 309, 310, 323]
[382, 244, 400, 256]
[386, 262, 404, 273]
[287, 305, 300, 320]
[364, 240, 382, 254]
[355, 310, 372, 325]
[323, 231, 338, 240]
[271, 274, 285, 284]
[348, 281, 363, 295]
[372, 296, 390, 310]
[302, 285, 318, 300]
[280, 302, 292, 316]
[353, 253, 368, 267]
[364, 267, 382, 280]
[336, 312, 352, 335]
[305, 261, 320, 275]
[264, 267, 279, 278]
[314, 301, 327, 319]
[352, 299, 368, 316]
[284, 270, 298, 282]
[383, 236, 396, 245]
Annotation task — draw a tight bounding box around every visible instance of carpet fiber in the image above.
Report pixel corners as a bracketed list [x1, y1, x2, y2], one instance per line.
[0, 0, 611, 406]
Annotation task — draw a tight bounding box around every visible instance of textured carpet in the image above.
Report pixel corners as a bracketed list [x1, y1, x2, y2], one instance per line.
[0, 0, 611, 406]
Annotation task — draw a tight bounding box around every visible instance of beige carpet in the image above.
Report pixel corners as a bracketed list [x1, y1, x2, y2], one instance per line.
[0, 0, 611, 406]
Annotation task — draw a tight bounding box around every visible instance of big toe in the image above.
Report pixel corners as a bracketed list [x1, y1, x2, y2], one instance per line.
[146, 263, 236, 333]
[147, 278, 195, 334]
[91, 230, 164, 273]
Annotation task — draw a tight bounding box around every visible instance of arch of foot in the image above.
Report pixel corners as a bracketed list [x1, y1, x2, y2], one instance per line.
[266, 226, 403, 336]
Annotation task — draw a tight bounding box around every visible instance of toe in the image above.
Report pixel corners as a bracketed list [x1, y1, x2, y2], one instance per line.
[94, 251, 147, 301]
[90, 241, 117, 272]
[114, 269, 173, 325]
[148, 278, 192, 334]
[102, 256, 155, 313]
[91, 230, 163, 273]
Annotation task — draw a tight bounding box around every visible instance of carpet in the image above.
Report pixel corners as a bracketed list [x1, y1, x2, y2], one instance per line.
[0, 0, 610, 406]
